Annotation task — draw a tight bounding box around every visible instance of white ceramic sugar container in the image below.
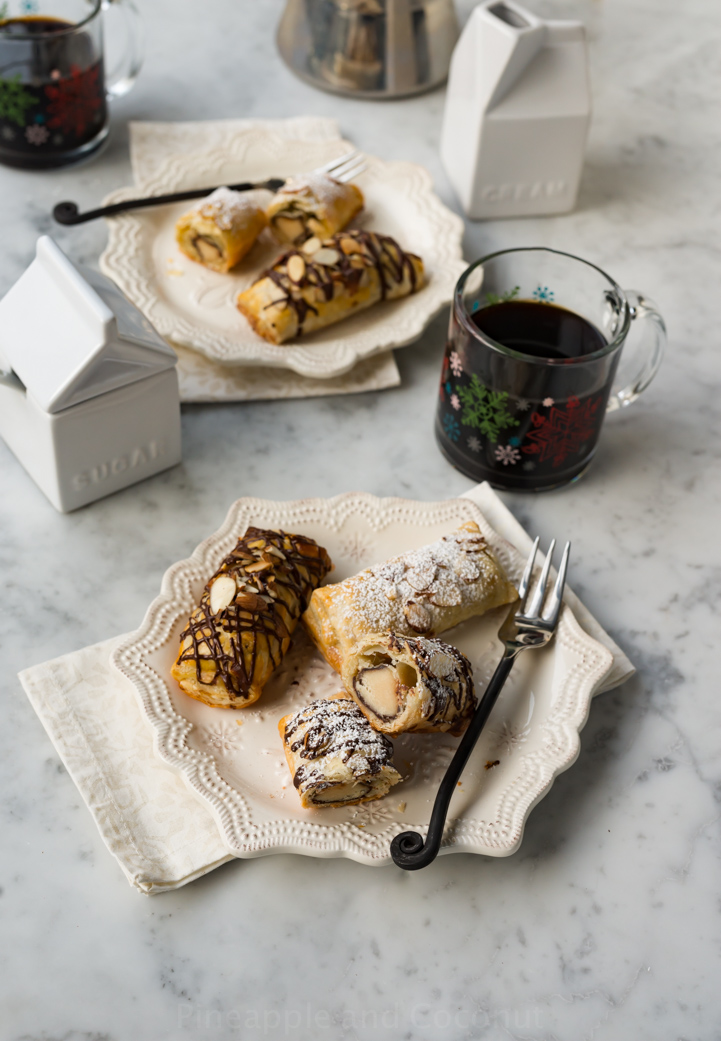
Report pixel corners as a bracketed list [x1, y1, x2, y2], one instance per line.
[0, 237, 181, 513]
[440, 0, 591, 219]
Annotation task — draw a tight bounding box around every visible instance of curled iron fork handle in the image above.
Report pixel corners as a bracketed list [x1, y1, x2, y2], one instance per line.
[390, 651, 516, 871]
[391, 537, 569, 871]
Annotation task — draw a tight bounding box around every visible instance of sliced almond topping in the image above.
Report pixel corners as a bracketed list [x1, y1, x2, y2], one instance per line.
[246, 539, 266, 549]
[235, 591, 267, 611]
[302, 236, 321, 255]
[287, 254, 306, 283]
[404, 601, 432, 634]
[245, 560, 273, 574]
[340, 236, 363, 254]
[406, 563, 437, 591]
[312, 247, 340, 266]
[209, 573, 236, 614]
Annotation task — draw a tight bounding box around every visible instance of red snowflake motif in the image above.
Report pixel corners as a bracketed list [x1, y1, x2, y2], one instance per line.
[522, 394, 603, 467]
[44, 63, 103, 139]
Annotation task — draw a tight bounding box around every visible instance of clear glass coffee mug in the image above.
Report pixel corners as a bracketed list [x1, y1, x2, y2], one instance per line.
[435, 248, 667, 492]
[0, 0, 142, 168]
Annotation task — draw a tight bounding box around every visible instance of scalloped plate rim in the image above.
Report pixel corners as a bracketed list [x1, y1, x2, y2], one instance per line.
[99, 132, 466, 378]
[110, 492, 614, 864]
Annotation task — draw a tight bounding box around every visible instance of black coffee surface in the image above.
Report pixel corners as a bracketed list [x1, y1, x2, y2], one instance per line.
[472, 300, 607, 361]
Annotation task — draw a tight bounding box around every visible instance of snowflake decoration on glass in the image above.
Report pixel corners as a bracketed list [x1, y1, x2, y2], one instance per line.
[533, 285, 555, 302]
[542, 397, 555, 408]
[491, 719, 531, 754]
[0, 74, 37, 127]
[25, 123, 48, 146]
[202, 722, 244, 756]
[515, 398, 531, 411]
[508, 436, 521, 447]
[523, 394, 603, 468]
[495, 444, 520, 466]
[442, 413, 461, 442]
[522, 460, 536, 471]
[484, 285, 520, 306]
[467, 435, 482, 453]
[21, 0, 39, 11]
[449, 350, 463, 377]
[1, 126, 15, 140]
[450, 392, 461, 411]
[45, 63, 103, 138]
[456, 375, 519, 443]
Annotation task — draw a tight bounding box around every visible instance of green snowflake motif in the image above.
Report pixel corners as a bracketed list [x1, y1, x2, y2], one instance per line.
[456, 375, 520, 444]
[0, 74, 37, 127]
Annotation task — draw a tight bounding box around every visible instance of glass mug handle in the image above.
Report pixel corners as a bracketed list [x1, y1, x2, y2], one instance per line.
[607, 291, 667, 412]
[102, 0, 144, 99]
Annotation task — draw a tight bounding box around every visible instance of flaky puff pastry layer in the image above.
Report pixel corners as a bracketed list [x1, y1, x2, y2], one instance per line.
[176, 187, 268, 273]
[236, 229, 424, 344]
[344, 632, 476, 736]
[303, 521, 518, 675]
[279, 694, 402, 809]
[171, 527, 332, 708]
[267, 172, 363, 245]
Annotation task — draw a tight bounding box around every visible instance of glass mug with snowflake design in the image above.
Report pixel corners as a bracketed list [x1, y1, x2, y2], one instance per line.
[0, 0, 142, 168]
[435, 248, 667, 492]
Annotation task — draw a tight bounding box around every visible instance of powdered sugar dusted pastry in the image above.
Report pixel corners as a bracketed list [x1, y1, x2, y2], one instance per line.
[279, 694, 402, 808]
[236, 229, 424, 344]
[175, 187, 268, 273]
[267, 172, 363, 246]
[344, 633, 476, 736]
[303, 521, 517, 674]
[171, 527, 332, 708]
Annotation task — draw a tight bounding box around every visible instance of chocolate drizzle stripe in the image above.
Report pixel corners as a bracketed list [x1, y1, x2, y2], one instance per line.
[257, 229, 421, 335]
[176, 527, 331, 703]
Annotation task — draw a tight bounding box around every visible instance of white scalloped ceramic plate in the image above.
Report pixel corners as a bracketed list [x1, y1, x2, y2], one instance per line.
[99, 130, 465, 378]
[112, 494, 613, 863]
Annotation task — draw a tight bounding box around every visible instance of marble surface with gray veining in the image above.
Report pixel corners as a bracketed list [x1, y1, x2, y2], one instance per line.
[1, 0, 720, 1038]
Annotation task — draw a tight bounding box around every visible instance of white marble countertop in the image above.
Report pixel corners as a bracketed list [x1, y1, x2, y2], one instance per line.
[2, 0, 720, 1037]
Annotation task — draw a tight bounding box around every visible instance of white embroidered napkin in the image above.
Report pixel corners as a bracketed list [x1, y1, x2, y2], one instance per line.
[127, 116, 400, 402]
[18, 484, 633, 894]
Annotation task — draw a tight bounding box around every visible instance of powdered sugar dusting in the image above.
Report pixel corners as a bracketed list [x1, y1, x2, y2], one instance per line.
[195, 187, 264, 231]
[336, 524, 510, 637]
[275, 172, 350, 209]
[284, 697, 393, 776]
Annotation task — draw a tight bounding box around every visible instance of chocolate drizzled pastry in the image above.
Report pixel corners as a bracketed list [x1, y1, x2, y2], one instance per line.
[171, 527, 333, 708]
[344, 633, 476, 736]
[175, 187, 268, 273]
[267, 172, 363, 246]
[236, 228, 424, 344]
[279, 694, 402, 808]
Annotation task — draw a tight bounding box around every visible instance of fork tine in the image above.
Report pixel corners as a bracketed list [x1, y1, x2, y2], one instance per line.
[315, 150, 358, 175]
[526, 538, 556, 618]
[517, 536, 540, 603]
[543, 541, 571, 626]
[331, 156, 367, 182]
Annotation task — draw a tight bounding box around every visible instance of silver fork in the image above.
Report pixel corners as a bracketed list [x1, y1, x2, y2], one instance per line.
[52, 149, 367, 226]
[390, 537, 571, 871]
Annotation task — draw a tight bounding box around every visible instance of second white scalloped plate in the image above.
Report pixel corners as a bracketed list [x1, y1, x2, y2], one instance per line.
[99, 130, 466, 378]
[111, 493, 613, 864]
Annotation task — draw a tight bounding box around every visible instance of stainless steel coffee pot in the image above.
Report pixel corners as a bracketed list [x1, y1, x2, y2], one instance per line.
[277, 0, 459, 99]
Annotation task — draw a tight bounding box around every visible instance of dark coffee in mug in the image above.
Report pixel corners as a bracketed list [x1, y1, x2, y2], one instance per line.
[472, 300, 606, 361]
[435, 249, 667, 492]
[0, 15, 106, 167]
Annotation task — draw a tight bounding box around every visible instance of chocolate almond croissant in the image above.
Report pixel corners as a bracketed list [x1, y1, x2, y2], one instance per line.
[171, 527, 332, 708]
